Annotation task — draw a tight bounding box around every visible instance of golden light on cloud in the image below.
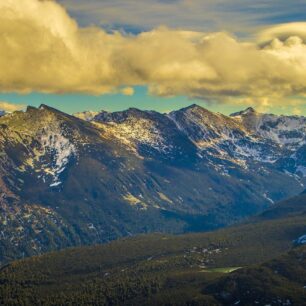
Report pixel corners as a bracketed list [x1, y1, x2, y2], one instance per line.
[121, 87, 135, 96]
[0, 101, 25, 112]
[1, 0, 306, 108]
[292, 107, 302, 115]
[258, 22, 306, 44]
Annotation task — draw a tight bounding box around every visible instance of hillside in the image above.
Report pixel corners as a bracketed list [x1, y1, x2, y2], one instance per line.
[204, 246, 306, 306]
[0, 191, 305, 305]
[0, 104, 305, 263]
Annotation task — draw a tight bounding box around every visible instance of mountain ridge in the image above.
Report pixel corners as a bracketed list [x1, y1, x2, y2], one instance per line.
[0, 103, 305, 264]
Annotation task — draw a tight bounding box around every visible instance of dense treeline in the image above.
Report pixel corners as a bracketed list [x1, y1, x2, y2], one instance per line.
[1, 246, 305, 305]
[1, 192, 306, 305]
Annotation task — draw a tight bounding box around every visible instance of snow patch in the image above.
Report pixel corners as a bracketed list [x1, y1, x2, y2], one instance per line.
[50, 182, 62, 187]
[296, 166, 306, 177]
[38, 124, 77, 186]
[295, 234, 306, 245]
[263, 193, 274, 204]
[96, 117, 171, 155]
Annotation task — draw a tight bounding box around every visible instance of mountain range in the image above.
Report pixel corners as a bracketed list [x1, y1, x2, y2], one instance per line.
[0, 104, 306, 263]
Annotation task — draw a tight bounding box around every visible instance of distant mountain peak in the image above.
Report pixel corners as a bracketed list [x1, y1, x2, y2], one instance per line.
[39, 104, 47, 109]
[244, 106, 256, 114]
[185, 103, 201, 109]
[180, 104, 208, 112]
[93, 107, 163, 125]
[127, 107, 143, 112]
[26, 105, 38, 112]
[20, 104, 62, 118]
[26, 104, 55, 113]
[125, 108, 151, 117]
[39, 104, 60, 112]
[74, 110, 99, 122]
[230, 107, 257, 117]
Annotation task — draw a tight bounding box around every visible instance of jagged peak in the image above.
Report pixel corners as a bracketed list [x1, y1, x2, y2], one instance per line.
[125, 107, 150, 116]
[184, 103, 201, 109]
[39, 104, 60, 112]
[20, 104, 74, 123]
[180, 104, 209, 112]
[39, 104, 47, 109]
[230, 107, 257, 117]
[75, 104, 212, 123]
[95, 107, 152, 117]
[169, 104, 215, 118]
[26, 104, 56, 113]
[26, 105, 38, 112]
[125, 107, 160, 116]
[244, 107, 256, 114]
[93, 107, 163, 124]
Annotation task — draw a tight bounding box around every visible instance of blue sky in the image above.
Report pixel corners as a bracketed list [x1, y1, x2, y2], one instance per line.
[0, 87, 246, 115]
[1, 87, 305, 116]
[2, 0, 306, 115]
[58, 0, 306, 35]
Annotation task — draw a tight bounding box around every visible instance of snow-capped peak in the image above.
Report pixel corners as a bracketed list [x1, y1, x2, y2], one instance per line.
[232, 110, 306, 147]
[69, 104, 306, 177]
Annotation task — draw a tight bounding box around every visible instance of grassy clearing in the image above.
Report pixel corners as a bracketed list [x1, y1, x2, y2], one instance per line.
[200, 267, 242, 273]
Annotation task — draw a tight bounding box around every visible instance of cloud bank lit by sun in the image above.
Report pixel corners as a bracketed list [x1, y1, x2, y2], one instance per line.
[1, 0, 306, 109]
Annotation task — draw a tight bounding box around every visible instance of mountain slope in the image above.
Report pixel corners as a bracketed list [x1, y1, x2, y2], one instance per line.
[0, 104, 305, 263]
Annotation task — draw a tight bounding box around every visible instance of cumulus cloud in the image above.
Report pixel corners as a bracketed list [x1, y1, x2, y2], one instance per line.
[258, 22, 306, 44]
[2, 0, 306, 107]
[0, 101, 25, 112]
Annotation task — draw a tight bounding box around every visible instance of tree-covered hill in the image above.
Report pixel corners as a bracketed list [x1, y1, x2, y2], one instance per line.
[0, 191, 305, 305]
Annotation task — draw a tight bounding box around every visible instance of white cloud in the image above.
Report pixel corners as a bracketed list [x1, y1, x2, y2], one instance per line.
[1, 0, 306, 108]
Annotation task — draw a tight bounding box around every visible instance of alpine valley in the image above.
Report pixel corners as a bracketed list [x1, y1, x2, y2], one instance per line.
[0, 103, 306, 265]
